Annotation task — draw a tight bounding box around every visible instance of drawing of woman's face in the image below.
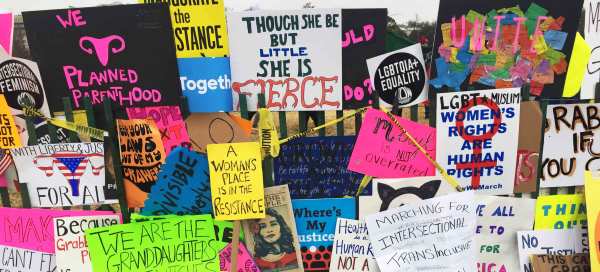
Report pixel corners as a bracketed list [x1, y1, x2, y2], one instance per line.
[258, 215, 281, 244]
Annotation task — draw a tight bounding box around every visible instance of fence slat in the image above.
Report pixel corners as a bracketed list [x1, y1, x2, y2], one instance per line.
[103, 100, 130, 222]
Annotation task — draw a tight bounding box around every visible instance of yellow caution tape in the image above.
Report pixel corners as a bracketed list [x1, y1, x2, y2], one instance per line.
[257, 108, 281, 158]
[23, 107, 107, 141]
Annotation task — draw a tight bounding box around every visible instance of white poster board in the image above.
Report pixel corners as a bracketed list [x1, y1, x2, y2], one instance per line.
[583, 0, 600, 99]
[365, 191, 477, 272]
[436, 88, 521, 194]
[0, 245, 56, 272]
[330, 218, 379, 272]
[227, 9, 342, 111]
[517, 229, 587, 272]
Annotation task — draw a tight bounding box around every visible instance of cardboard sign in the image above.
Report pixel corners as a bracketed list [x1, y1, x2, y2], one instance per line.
[185, 112, 250, 153]
[0, 208, 113, 253]
[178, 57, 233, 112]
[535, 194, 587, 230]
[358, 176, 454, 219]
[242, 185, 303, 272]
[126, 105, 190, 154]
[341, 9, 387, 109]
[53, 215, 121, 272]
[11, 142, 107, 207]
[475, 195, 536, 272]
[274, 136, 366, 198]
[0, 12, 13, 55]
[116, 118, 166, 208]
[349, 108, 436, 178]
[292, 198, 356, 271]
[585, 171, 600, 271]
[436, 88, 521, 194]
[330, 218, 379, 272]
[207, 142, 265, 220]
[430, 1, 583, 98]
[365, 191, 477, 272]
[139, 0, 228, 58]
[515, 101, 543, 193]
[85, 214, 219, 272]
[531, 253, 591, 272]
[228, 9, 343, 111]
[0, 245, 55, 272]
[142, 146, 212, 216]
[219, 243, 261, 272]
[22, 4, 182, 120]
[583, 0, 600, 99]
[541, 103, 600, 188]
[0, 94, 21, 148]
[367, 44, 428, 108]
[517, 229, 587, 272]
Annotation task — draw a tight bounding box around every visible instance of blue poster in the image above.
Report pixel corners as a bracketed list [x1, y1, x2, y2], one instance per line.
[292, 198, 356, 271]
[274, 136, 368, 198]
[178, 57, 233, 112]
[142, 146, 212, 215]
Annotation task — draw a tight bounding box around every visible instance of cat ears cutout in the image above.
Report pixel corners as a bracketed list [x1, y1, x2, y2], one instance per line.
[377, 179, 442, 211]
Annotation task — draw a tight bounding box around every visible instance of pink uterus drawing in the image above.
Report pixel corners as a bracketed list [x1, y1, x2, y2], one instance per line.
[79, 35, 126, 66]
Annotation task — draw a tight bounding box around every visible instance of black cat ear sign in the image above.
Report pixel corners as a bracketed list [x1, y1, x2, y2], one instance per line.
[420, 180, 442, 194]
[377, 183, 396, 201]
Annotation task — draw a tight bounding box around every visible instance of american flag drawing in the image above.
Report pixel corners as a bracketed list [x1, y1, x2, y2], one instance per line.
[0, 150, 13, 175]
[33, 152, 103, 196]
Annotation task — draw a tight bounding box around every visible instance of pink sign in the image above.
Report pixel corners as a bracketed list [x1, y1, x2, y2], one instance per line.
[0, 207, 115, 253]
[0, 12, 13, 55]
[348, 108, 436, 178]
[126, 106, 191, 154]
[219, 243, 261, 272]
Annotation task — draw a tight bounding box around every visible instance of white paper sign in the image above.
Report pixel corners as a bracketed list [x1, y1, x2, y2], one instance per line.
[541, 103, 600, 187]
[0, 245, 56, 272]
[358, 176, 453, 219]
[583, 0, 600, 99]
[365, 191, 477, 272]
[475, 195, 535, 272]
[53, 215, 121, 272]
[11, 143, 106, 207]
[330, 218, 379, 272]
[436, 88, 521, 194]
[227, 9, 343, 111]
[517, 229, 587, 272]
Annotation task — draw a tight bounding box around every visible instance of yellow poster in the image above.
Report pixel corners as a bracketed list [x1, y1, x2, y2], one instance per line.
[208, 142, 265, 220]
[534, 194, 587, 230]
[0, 95, 21, 148]
[585, 171, 600, 271]
[139, 0, 229, 58]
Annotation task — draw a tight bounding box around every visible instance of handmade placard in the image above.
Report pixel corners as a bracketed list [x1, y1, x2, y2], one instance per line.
[185, 112, 250, 153]
[535, 194, 587, 230]
[139, 0, 228, 58]
[219, 243, 261, 272]
[0, 245, 56, 272]
[85, 214, 219, 272]
[22, 4, 182, 120]
[367, 43, 428, 108]
[11, 142, 107, 207]
[292, 198, 356, 271]
[475, 195, 536, 272]
[126, 105, 190, 154]
[242, 185, 303, 272]
[517, 229, 587, 272]
[208, 142, 265, 221]
[330, 218, 379, 272]
[358, 176, 454, 219]
[541, 103, 600, 188]
[584, 0, 600, 99]
[0, 12, 13, 55]
[0, 208, 114, 253]
[514, 101, 542, 193]
[585, 171, 600, 272]
[430, 0, 583, 98]
[228, 9, 343, 111]
[531, 253, 591, 272]
[178, 57, 233, 112]
[436, 88, 521, 194]
[142, 146, 212, 216]
[349, 108, 436, 178]
[274, 136, 365, 198]
[341, 9, 387, 109]
[0, 94, 21, 148]
[117, 118, 166, 208]
[365, 191, 477, 272]
[53, 215, 121, 272]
